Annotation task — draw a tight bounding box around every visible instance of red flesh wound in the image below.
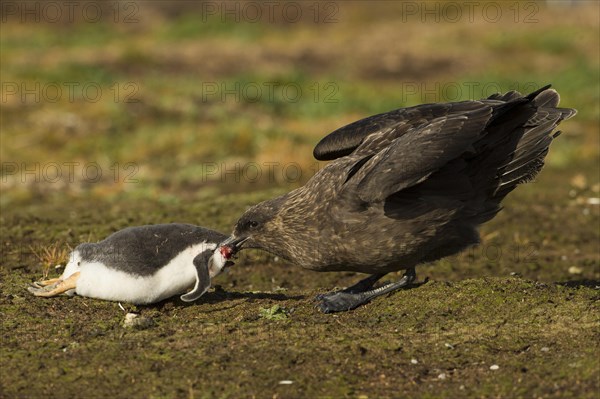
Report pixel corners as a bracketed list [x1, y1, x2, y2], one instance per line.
[220, 245, 233, 259]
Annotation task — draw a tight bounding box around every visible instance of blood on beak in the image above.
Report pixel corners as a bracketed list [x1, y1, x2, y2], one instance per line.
[219, 236, 250, 259]
[220, 245, 233, 259]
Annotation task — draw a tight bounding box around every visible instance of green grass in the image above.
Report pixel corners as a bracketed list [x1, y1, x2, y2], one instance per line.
[159, 13, 266, 41]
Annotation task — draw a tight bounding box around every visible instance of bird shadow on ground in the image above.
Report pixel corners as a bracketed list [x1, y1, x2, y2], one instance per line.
[210, 289, 305, 302]
[556, 279, 600, 289]
[149, 289, 306, 311]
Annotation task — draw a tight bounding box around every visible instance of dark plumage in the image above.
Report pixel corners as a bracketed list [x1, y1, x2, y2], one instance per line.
[224, 86, 576, 312]
[76, 223, 226, 277]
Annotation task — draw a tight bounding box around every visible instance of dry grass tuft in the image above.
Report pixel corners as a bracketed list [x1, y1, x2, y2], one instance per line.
[29, 243, 71, 279]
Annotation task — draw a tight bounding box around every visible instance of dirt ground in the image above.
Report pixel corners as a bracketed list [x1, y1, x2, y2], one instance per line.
[1, 2, 599, 398]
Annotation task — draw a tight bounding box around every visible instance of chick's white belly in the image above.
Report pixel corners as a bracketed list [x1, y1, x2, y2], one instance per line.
[75, 244, 212, 304]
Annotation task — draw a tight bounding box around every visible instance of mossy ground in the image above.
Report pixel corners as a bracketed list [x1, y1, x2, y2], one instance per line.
[2, 171, 599, 398]
[1, 2, 599, 398]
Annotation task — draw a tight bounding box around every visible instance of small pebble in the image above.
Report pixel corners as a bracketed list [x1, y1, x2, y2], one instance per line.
[490, 364, 500, 370]
[410, 358, 418, 364]
[123, 313, 155, 330]
[437, 373, 446, 380]
[62, 342, 79, 352]
[541, 347, 550, 352]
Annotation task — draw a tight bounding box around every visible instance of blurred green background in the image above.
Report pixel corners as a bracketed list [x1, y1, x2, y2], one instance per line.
[1, 0, 598, 208]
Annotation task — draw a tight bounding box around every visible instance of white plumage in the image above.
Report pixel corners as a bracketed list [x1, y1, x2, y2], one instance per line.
[28, 224, 231, 304]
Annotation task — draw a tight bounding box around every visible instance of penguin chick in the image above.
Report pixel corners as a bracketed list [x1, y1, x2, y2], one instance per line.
[28, 223, 231, 305]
